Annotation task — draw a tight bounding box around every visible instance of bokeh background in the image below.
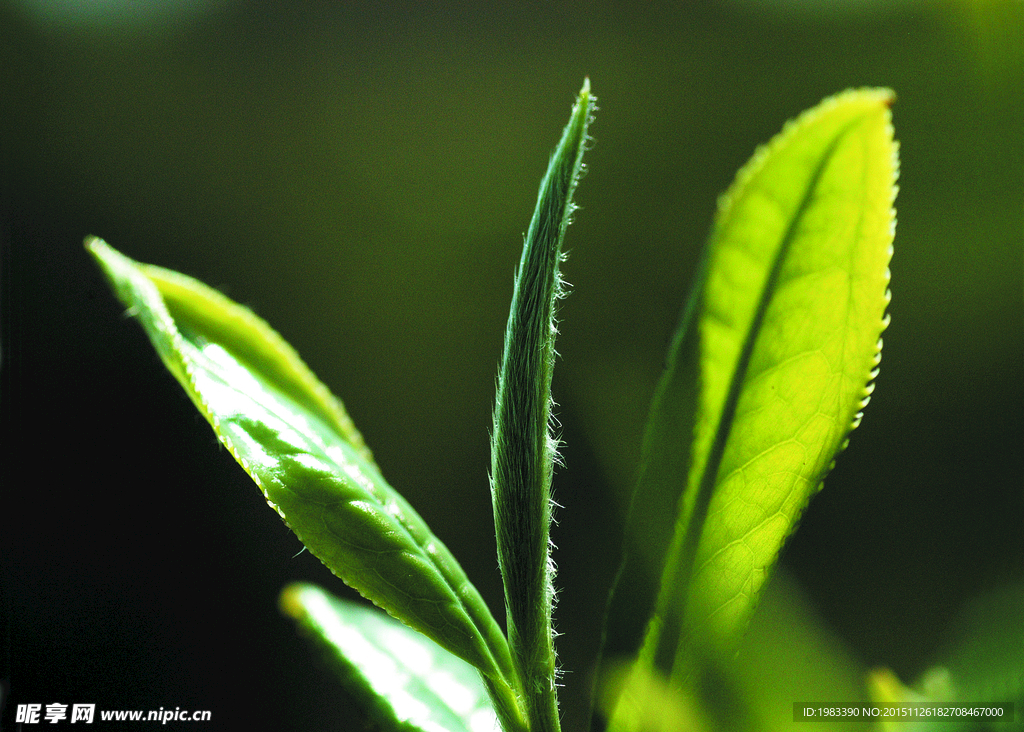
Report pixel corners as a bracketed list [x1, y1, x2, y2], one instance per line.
[3, 1, 1022, 730]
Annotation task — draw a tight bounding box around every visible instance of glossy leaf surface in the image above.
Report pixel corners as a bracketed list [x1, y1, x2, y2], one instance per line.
[86, 238, 519, 709]
[281, 582, 500, 732]
[632, 89, 898, 678]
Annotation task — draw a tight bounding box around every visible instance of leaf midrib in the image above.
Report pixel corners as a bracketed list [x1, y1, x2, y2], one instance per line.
[655, 117, 864, 672]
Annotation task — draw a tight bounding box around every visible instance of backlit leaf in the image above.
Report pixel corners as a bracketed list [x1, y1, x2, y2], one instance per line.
[281, 582, 500, 732]
[629, 89, 898, 680]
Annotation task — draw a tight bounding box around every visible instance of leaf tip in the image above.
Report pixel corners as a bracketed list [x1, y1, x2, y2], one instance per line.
[84, 235, 115, 271]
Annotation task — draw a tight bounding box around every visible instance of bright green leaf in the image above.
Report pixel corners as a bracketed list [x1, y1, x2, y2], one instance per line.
[637, 88, 898, 676]
[86, 238, 522, 728]
[281, 582, 500, 732]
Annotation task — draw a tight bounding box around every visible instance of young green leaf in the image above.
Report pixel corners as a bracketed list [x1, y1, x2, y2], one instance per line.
[490, 79, 595, 732]
[86, 238, 523, 730]
[607, 89, 898, 695]
[280, 582, 501, 732]
[655, 88, 897, 675]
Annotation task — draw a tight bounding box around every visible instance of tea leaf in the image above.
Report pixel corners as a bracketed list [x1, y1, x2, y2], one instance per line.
[490, 78, 595, 732]
[281, 582, 501, 732]
[631, 88, 898, 678]
[86, 238, 522, 726]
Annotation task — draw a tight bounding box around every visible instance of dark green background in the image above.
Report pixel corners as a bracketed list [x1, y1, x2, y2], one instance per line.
[3, 1, 1022, 730]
